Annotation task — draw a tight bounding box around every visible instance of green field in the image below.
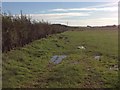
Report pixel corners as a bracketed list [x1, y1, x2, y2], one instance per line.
[2, 29, 119, 88]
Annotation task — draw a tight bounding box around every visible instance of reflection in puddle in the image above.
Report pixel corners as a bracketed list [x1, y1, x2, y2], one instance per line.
[50, 55, 67, 64]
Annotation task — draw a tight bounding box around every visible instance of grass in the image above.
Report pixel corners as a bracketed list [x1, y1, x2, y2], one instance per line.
[2, 29, 119, 88]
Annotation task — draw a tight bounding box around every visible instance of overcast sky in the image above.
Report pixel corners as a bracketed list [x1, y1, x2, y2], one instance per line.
[2, 1, 118, 26]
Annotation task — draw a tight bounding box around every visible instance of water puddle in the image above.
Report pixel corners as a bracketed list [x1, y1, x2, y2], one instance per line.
[50, 55, 67, 64]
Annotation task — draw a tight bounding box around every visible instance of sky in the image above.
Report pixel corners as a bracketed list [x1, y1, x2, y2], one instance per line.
[2, 1, 118, 26]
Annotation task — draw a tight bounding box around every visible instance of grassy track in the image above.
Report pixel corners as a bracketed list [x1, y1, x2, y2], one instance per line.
[2, 29, 118, 88]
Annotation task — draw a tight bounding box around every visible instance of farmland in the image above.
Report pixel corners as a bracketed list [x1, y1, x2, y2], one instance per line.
[2, 28, 119, 88]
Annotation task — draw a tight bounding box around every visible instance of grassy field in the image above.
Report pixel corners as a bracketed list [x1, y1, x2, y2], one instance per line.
[2, 29, 119, 88]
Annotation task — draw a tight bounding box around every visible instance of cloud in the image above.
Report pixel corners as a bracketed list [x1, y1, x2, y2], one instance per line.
[29, 12, 90, 21]
[86, 17, 118, 26]
[49, 2, 118, 12]
[90, 2, 118, 8]
[27, 9, 118, 26]
[24, 2, 118, 26]
[50, 6, 117, 12]
[28, 13, 117, 26]
[52, 17, 117, 26]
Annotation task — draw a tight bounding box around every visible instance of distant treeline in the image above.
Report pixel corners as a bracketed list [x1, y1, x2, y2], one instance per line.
[2, 12, 68, 52]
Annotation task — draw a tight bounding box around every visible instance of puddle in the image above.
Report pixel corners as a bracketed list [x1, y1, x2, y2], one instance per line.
[50, 55, 67, 64]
